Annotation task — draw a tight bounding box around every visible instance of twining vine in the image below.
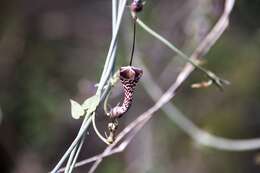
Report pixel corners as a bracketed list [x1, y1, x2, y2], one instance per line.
[50, 0, 240, 173]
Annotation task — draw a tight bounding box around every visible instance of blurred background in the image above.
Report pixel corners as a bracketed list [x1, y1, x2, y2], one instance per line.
[0, 0, 260, 172]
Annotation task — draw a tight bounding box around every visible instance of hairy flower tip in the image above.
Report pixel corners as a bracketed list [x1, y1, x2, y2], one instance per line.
[130, 0, 144, 13]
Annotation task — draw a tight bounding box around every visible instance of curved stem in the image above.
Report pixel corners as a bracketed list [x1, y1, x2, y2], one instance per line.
[103, 90, 111, 115]
[92, 113, 110, 145]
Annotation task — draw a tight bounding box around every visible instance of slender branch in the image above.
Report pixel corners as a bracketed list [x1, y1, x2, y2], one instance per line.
[97, 0, 128, 95]
[129, 19, 137, 66]
[67, 134, 86, 173]
[59, 0, 249, 172]
[57, 146, 125, 173]
[73, 0, 237, 172]
[50, 0, 127, 172]
[64, 144, 77, 173]
[136, 50, 260, 152]
[135, 15, 230, 90]
[50, 115, 92, 173]
[164, 105, 260, 151]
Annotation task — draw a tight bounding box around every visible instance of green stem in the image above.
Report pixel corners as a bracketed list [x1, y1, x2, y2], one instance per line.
[97, 0, 128, 95]
[64, 145, 78, 173]
[136, 17, 229, 89]
[51, 1, 126, 172]
[92, 113, 110, 145]
[50, 116, 92, 173]
[67, 134, 86, 173]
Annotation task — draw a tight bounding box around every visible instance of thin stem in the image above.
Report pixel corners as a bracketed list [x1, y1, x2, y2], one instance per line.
[63, 0, 121, 171]
[135, 16, 229, 90]
[64, 146, 78, 173]
[129, 19, 137, 66]
[50, 116, 92, 173]
[92, 113, 110, 145]
[85, 1, 235, 171]
[51, 0, 126, 172]
[103, 90, 111, 115]
[110, 0, 118, 75]
[97, 0, 128, 95]
[68, 134, 86, 173]
[56, 1, 237, 172]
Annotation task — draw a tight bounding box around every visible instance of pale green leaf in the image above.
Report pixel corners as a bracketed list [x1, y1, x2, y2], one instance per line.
[82, 95, 100, 111]
[87, 99, 100, 115]
[70, 99, 85, 119]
